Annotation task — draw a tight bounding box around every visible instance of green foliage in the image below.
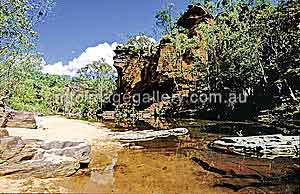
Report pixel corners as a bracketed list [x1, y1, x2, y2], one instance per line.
[2, 0, 299, 126]
[8, 59, 117, 120]
[153, 0, 299, 120]
[0, 0, 54, 52]
[188, 0, 288, 15]
[172, 30, 199, 65]
[190, 0, 300, 118]
[9, 72, 68, 113]
[115, 104, 139, 128]
[75, 60, 117, 119]
[155, 0, 178, 37]
[1, 1, 117, 120]
[0, 0, 54, 101]
[195, 2, 263, 93]
[0, 54, 42, 99]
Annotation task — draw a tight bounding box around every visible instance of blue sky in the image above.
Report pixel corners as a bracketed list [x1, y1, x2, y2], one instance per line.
[38, 0, 188, 75]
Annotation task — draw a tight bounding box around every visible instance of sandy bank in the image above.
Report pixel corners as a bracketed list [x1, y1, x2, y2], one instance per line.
[6, 116, 111, 143]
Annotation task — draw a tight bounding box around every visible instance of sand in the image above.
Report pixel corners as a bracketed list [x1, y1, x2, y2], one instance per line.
[6, 116, 111, 143]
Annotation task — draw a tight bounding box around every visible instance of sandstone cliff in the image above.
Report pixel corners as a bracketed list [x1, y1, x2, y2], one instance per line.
[113, 5, 213, 109]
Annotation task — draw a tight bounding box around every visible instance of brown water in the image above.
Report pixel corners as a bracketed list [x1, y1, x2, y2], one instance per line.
[3, 119, 299, 193]
[51, 133, 234, 194]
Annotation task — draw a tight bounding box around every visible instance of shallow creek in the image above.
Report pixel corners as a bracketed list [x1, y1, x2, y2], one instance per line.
[1, 119, 299, 193]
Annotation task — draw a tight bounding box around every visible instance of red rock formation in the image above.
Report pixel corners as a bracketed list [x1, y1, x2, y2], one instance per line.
[114, 46, 158, 95]
[113, 5, 213, 108]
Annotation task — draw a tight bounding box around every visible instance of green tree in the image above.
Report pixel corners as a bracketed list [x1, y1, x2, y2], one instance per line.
[0, 0, 54, 102]
[155, 0, 178, 37]
[191, 0, 299, 119]
[74, 60, 117, 119]
[9, 72, 68, 113]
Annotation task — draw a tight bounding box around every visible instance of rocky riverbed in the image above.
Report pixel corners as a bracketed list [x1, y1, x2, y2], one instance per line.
[0, 116, 299, 193]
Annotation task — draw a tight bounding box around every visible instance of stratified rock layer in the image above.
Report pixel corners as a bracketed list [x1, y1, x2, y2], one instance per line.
[212, 134, 300, 159]
[113, 5, 213, 109]
[0, 136, 90, 178]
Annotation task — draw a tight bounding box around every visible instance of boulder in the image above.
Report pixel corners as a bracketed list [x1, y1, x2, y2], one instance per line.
[0, 136, 26, 164]
[38, 140, 91, 163]
[0, 105, 37, 129]
[0, 136, 90, 178]
[5, 112, 37, 129]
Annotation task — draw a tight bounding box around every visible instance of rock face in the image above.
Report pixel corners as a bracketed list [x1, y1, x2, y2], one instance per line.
[114, 46, 159, 96]
[177, 5, 213, 33]
[113, 5, 212, 108]
[0, 136, 90, 178]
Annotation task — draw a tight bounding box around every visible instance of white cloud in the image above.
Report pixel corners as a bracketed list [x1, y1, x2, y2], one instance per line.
[42, 42, 118, 76]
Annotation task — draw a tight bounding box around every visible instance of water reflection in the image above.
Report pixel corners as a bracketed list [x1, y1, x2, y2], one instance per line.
[104, 117, 288, 136]
[90, 155, 118, 189]
[9, 119, 298, 193]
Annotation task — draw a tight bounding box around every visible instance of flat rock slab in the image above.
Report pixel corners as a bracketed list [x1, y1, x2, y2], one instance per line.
[0, 136, 90, 178]
[212, 134, 300, 159]
[108, 128, 189, 142]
